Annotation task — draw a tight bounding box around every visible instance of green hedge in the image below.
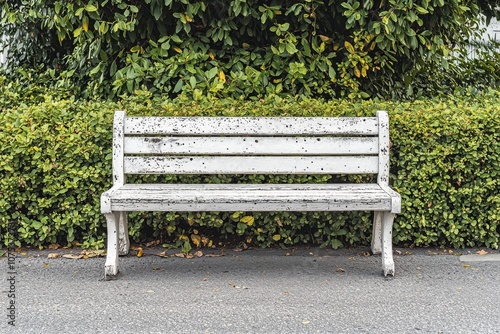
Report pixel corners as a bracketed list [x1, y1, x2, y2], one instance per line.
[1, 92, 499, 249]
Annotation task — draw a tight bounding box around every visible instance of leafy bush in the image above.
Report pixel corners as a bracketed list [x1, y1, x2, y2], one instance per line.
[1, 0, 496, 100]
[1, 91, 499, 250]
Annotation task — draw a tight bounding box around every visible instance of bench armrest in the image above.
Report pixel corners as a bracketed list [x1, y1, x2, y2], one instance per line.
[379, 184, 401, 214]
[101, 184, 123, 214]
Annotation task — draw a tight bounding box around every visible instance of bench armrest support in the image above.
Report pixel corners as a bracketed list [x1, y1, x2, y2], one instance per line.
[379, 184, 401, 214]
[101, 184, 123, 214]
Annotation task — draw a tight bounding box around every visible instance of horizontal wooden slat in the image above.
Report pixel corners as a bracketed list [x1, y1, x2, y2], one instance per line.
[123, 156, 379, 174]
[108, 183, 392, 212]
[124, 136, 379, 155]
[124, 117, 379, 135]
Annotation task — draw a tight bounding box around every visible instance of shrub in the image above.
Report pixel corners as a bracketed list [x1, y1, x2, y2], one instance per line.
[1, 91, 499, 249]
[1, 0, 495, 99]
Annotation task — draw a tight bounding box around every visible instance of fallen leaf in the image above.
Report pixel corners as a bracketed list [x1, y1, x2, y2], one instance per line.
[191, 234, 201, 248]
[152, 267, 161, 270]
[21, 252, 27, 256]
[43, 263, 50, 266]
[395, 250, 402, 255]
[48, 243, 60, 250]
[193, 250, 203, 258]
[174, 253, 186, 258]
[156, 251, 168, 257]
[463, 264, 471, 269]
[62, 254, 83, 259]
[233, 247, 243, 252]
[477, 250, 488, 256]
[48, 253, 60, 259]
[336, 268, 346, 273]
[302, 320, 311, 325]
[185, 254, 194, 259]
[136, 247, 144, 257]
[145, 240, 160, 247]
[205, 253, 224, 257]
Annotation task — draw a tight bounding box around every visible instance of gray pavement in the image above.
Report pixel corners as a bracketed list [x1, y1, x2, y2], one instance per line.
[2, 246, 500, 334]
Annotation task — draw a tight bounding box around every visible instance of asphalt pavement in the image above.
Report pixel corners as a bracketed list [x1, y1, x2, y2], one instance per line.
[2, 246, 500, 334]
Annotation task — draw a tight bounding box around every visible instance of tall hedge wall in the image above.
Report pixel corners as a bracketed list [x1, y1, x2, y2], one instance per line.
[1, 92, 499, 249]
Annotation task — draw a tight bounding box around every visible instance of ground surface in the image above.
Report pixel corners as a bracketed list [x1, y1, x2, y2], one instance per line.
[2, 246, 500, 334]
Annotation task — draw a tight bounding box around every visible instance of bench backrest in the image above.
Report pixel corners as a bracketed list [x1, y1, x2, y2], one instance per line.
[111, 111, 391, 187]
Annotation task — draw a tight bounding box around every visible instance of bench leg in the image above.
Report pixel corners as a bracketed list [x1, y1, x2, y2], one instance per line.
[104, 212, 119, 278]
[371, 211, 382, 255]
[117, 211, 130, 256]
[381, 212, 395, 276]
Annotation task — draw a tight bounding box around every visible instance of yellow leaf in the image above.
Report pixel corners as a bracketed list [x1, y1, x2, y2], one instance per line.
[344, 41, 355, 54]
[174, 47, 182, 53]
[82, 16, 89, 32]
[185, 15, 192, 22]
[242, 43, 250, 48]
[240, 216, 254, 226]
[136, 247, 144, 257]
[272, 234, 281, 241]
[319, 35, 330, 42]
[218, 70, 226, 83]
[354, 66, 361, 78]
[209, 52, 215, 60]
[191, 234, 201, 248]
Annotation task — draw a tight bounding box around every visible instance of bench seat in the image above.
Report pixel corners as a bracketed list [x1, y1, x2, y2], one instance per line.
[103, 183, 399, 212]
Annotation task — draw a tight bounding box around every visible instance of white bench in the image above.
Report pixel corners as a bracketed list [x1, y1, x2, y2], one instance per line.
[101, 111, 401, 279]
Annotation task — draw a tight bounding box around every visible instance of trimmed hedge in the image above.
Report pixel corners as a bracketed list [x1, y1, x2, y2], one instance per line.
[1, 91, 499, 249]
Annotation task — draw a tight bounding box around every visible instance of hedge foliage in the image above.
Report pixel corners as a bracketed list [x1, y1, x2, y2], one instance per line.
[2, 0, 498, 100]
[1, 89, 499, 250]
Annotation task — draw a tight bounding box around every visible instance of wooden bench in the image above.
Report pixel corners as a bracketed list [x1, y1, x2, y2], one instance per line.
[101, 111, 401, 279]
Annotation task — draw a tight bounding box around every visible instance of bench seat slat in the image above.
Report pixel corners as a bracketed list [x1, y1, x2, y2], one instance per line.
[124, 137, 379, 155]
[124, 117, 379, 135]
[108, 184, 393, 212]
[124, 156, 379, 174]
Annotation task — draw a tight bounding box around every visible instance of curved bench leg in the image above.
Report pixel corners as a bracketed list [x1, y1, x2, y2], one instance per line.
[118, 211, 130, 256]
[381, 212, 395, 276]
[104, 212, 119, 278]
[371, 211, 382, 255]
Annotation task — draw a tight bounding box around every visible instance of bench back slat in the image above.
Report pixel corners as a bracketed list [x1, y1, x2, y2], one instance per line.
[112, 111, 390, 183]
[124, 117, 379, 135]
[123, 156, 379, 175]
[124, 136, 379, 155]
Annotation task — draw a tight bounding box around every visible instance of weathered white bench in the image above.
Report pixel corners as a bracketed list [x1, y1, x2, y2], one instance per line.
[101, 111, 401, 279]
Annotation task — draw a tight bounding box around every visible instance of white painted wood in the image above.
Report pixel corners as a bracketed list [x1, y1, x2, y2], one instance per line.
[117, 212, 130, 256]
[124, 117, 379, 135]
[380, 184, 401, 214]
[112, 111, 126, 186]
[371, 211, 382, 255]
[104, 212, 119, 278]
[123, 156, 379, 175]
[101, 112, 402, 278]
[381, 212, 395, 276]
[107, 183, 393, 212]
[377, 111, 390, 186]
[124, 136, 379, 155]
